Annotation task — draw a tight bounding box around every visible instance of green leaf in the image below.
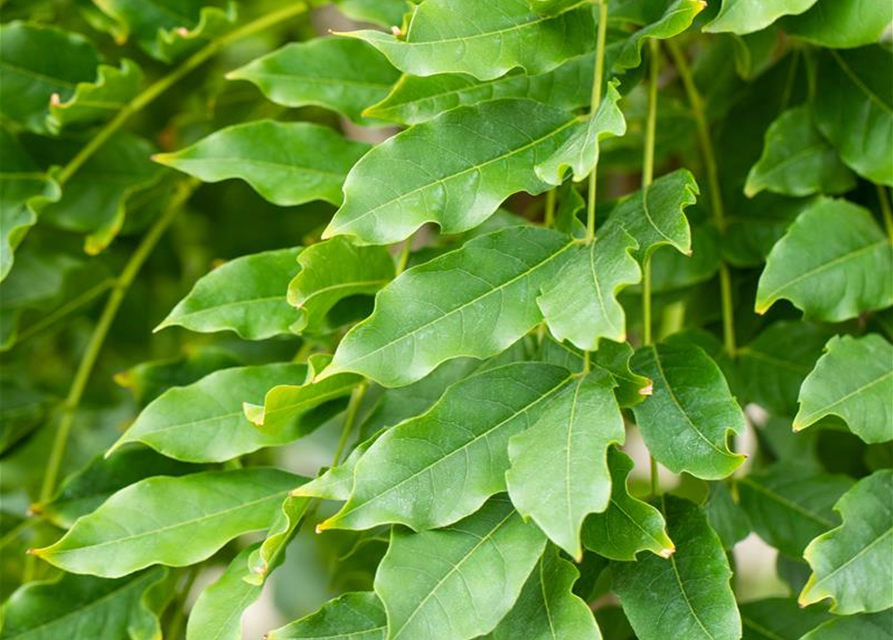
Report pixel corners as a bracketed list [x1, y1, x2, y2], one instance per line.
[485, 545, 602, 640]
[812, 47, 893, 186]
[0, 568, 169, 640]
[320, 362, 573, 531]
[631, 343, 746, 480]
[323, 226, 575, 387]
[227, 38, 400, 126]
[612, 497, 741, 640]
[0, 22, 101, 133]
[289, 237, 395, 335]
[736, 320, 831, 417]
[324, 100, 578, 244]
[246, 495, 310, 585]
[756, 198, 893, 322]
[365, 54, 594, 126]
[374, 495, 547, 640]
[47, 59, 143, 134]
[781, 0, 893, 49]
[108, 364, 317, 463]
[33, 468, 302, 578]
[745, 107, 856, 198]
[267, 592, 387, 640]
[35, 449, 197, 528]
[739, 598, 831, 640]
[613, 0, 706, 71]
[41, 132, 163, 255]
[535, 82, 627, 184]
[526, 0, 581, 14]
[186, 545, 261, 640]
[537, 225, 640, 350]
[154, 121, 370, 206]
[0, 131, 61, 282]
[0, 382, 50, 455]
[704, 0, 818, 35]
[507, 369, 625, 558]
[705, 481, 751, 550]
[343, 0, 596, 81]
[157, 247, 302, 340]
[794, 334, 893, 443]
[799, 469, 893, 613]
[581, 448, 675, 561]
[736, 462, 853, 557]
[800, 611, 893, 640]
[722, 194, 811, 268]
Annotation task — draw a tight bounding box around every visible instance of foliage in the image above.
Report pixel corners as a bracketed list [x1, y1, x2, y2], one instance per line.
[1, 1, 891, 639]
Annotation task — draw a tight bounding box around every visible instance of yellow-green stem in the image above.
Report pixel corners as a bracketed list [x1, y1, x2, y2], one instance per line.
[544, 189, 557, 228]
[396, 238, 412, 275]
[667, 40, 736, 356]
[642, 39, 660, 349]
[332, 383, 367, 467]
[878, 185, 893, 243]
[585, 0, 609, 243]
[56, 2, 310, 186]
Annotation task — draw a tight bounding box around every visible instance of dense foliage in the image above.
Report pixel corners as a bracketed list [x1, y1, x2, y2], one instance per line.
[1, 1, 892, 639]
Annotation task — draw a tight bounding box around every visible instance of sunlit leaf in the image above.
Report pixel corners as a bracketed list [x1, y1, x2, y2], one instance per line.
[781, 0, 893, 49]
[704, 0, 818, 35]
[267, 592, 387, 640]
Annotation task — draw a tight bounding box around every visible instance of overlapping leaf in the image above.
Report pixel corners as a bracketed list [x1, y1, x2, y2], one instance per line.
[704, 0, 818, 35]
[782, 0, 893, 49]
[800, 611, 893, 640]
[267, 592, 387, 640]
[738, 598, 830, 640]
[47, 59, 143, 134]
[613, 0, 706, 70]
[185, 545, 261, 640]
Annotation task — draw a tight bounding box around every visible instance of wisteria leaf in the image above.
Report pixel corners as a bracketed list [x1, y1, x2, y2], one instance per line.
[800, 611, 893, 640]
[704, 0, 818, 35]
[245, 495, 311, 586]
[738, 598, 831, 640]
[781, 0, 893, 49]
[186, 545, 261, 640]
[47, 59, 144, 133]
[614, 0, 706, 70]
[267, 592, 387, 640]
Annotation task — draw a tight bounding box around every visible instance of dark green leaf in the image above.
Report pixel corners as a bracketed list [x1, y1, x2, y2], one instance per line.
[267, 592, 387, 640]
[782, 0, 893, 49]
[739, 598, 831, 640]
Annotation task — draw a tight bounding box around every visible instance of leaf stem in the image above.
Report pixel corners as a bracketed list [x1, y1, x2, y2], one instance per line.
[332, 382, 368, 467]
[667, 40, 736, 356]
[642, 39, 660, 348]
[14, 278, 116, 346]
[877, 185, 893, 243]
[56, 2, 310, 186]
[544, 189, 557, 228]
[585, 0, 610, 243]
[396, 238, 412, 275]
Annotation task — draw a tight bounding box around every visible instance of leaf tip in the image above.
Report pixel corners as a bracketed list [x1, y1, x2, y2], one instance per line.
[639, 382, 654, 396]
[243, 402, 265, 426]
[659, 545, 675, 559]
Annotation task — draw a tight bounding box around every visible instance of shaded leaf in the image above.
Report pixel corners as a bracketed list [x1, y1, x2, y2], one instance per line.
[33, 468, 303, 578]
[186, 545, 261, 640]
[722, 193, 810, 268]
[0, 382, 50, 455]
[800, 611, 893, 640]
[246, 495, 311, 585]
[739, 598, 831, 640]
[374, 495, 547, 640]
[756, 198, 893, 322]
[794, 334, 893, 444]
[157, 247, 302, 340]
[154, 121, 370, 206]
[267, 592, 387, 640]
[705, 481, 751, 550]
[47, 59, 143, 133]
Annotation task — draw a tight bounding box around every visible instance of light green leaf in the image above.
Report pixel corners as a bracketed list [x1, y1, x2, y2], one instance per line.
[324, 100, 578, 244]
[800, 470, 893, 613]
[154, 121, 370, 206]
[631, 343, 746, 480]
[47, 59, 143, 133]
[536, 82, 627, 184]
[800, 611, 893, 640]
[41, 132, 163, 255]
[289, 237, 395, 335]
[0, 22, 101, 133]
[745, 107, 856, 198]
[812, 47, 893, 186]
[365, 54, 594, 126]
[526, 0, 581, 14]
[485, 545, 602, 640]
[157, 247, 302, 340]
[267, 592, 387, 640]
[613, 497, 741, 640]
[186, 545, 261, 640]
[0, 131, 61, 282]
[738, 598, 831, 640]
[507, 369, 625, 558]
[227, 38, 400, 125]
[323, 226, 574, 387]
[756, 198, 893, 322]
[374, 495, 547, 640]
[320, 363, 573, 532]
[704, 0, 818, 35]
[736, 321, 831, 417]
[33, 468, 302, 578]
[614, 0, 706, 70]
[293, 432, 378, 502]
[246, 495, 310, 585]
[582, 448, 675, 561]
[782, 0, 893, 48]
[737, 462, 853, 557]
[343, 0, 596, 81]
[108, 364, 315, 463]
[794, 334, 893, 443]
[0, 569, 169, 640]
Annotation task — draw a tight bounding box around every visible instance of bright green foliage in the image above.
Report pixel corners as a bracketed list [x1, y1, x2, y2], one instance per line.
[781, 0, 893, 49]
[186, 545, 261, 640]
[246, 496, 310, 585]
[613, 497, 741, 640]
[745, 107, 856, 197]
[612, 0, 707, 70]
[794, 334, 893, 443]
[631, 343, 746, 479]
[345, 0, 595, 81]
[155, 121, 370, 206]
[800, 470, 893, 613]
[158, 247, 302, 340]
[47, 59, 143, 134]
[800, 611, 893, 640]
[704, 0, 818, 35]
[267, 592, 387, 640]
[33, 469, 302, 578]
[581, 449, 674, 561]
[228, 38, 401, 125]
[507, 369, 624, 558]
[756, 198, 893, 321]
[374, 496, 546, 640]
